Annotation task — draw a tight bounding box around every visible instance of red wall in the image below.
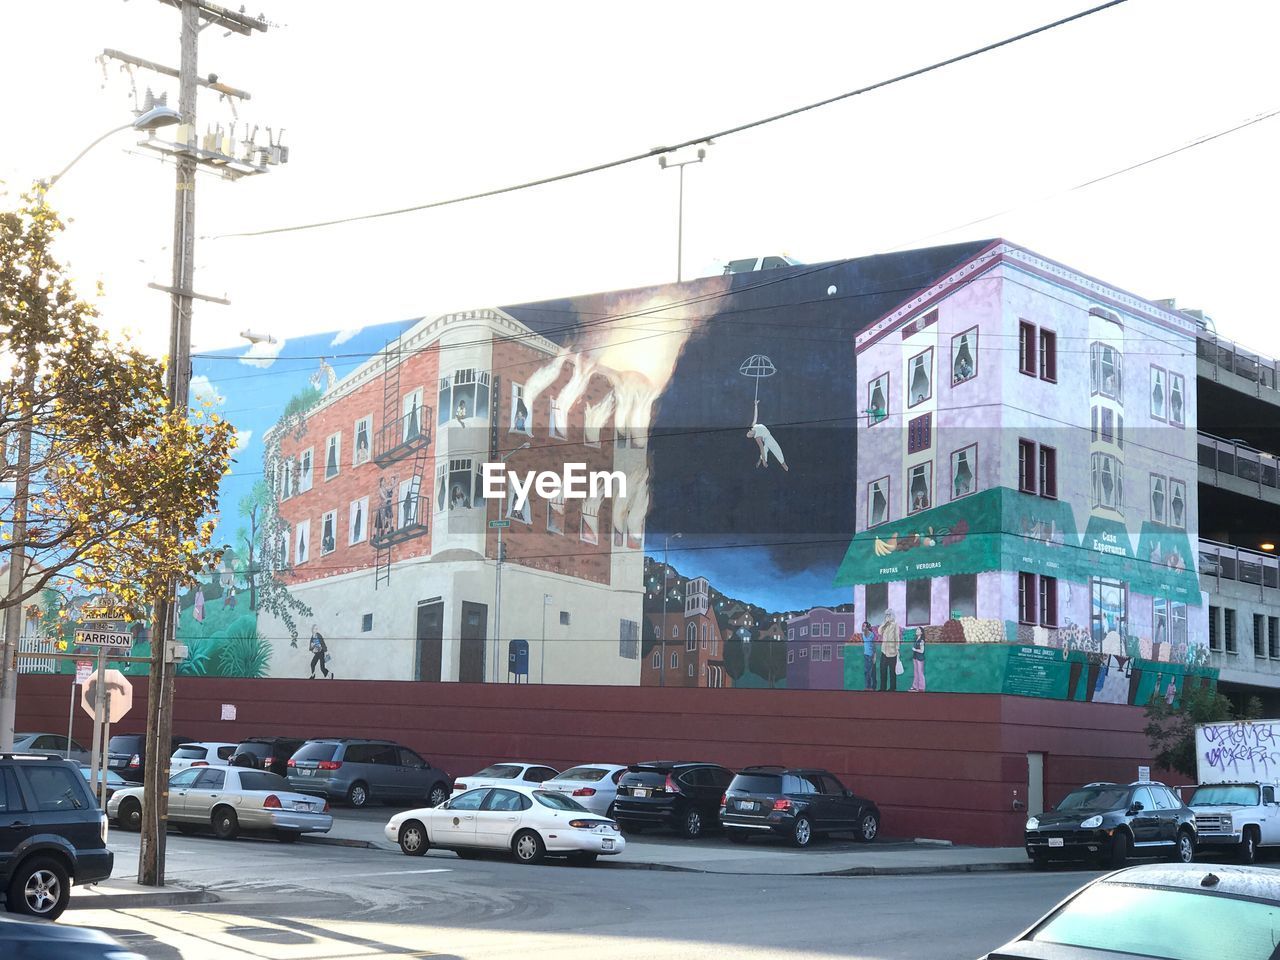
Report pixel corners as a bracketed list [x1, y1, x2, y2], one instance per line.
[16, 674, 1159, 846]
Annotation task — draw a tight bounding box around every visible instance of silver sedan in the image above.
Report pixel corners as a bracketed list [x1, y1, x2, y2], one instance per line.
[108, 765, 332, 842]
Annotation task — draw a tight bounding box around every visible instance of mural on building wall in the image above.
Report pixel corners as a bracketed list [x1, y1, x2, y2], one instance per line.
[18, 240, 1216, 703]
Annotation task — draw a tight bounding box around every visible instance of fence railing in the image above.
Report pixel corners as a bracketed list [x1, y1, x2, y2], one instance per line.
[1199, 538, 1280, 590]
[1197, 332, 1280, 392]
[1198, 432, 1280, 489]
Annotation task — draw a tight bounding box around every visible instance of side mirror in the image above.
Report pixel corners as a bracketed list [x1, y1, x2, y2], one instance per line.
[1129, 802, 1144, 814]
[844, 789, 854, 798]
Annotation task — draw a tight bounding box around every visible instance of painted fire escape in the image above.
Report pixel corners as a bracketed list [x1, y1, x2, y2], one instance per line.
[370, 335, 432, 588]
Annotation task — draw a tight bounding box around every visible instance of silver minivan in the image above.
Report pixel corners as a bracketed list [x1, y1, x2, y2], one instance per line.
[286, 738, 450, 808]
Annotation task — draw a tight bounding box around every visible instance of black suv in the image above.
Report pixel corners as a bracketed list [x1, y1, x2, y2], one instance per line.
[1024, 780, 1197, 867]
[106, 733, 192, 784]
[1, 754, 113, 921]
[720, 766, 881, 847]
[230, 737, 306, 778]
[613, 761, 734, 839]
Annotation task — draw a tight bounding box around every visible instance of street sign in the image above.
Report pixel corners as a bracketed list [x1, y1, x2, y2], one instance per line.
[74, 620, 133, 650]
[81, 669, 133, 723]
[75, 660, 93, 685]
[488, 519, 511, 528]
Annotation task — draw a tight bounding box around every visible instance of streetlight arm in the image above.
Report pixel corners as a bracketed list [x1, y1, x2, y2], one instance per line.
[43, 123, 134, 190]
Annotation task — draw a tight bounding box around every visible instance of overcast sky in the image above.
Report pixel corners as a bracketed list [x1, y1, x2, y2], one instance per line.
[3, 0, 1277, 359]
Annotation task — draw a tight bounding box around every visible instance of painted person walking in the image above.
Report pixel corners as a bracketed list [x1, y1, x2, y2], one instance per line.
[909, 628, 926, 692]
[308, 625, 332, 679]
[861, 619, 878, 691]
[878, 609, 901, 692]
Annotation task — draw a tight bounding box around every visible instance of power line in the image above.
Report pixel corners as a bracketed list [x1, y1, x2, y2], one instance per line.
[205, 1, 1131, 241]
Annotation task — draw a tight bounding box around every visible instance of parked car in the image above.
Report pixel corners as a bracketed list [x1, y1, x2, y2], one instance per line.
[106, 733, 193, 784]
[451, 762, 560, 796]
[612, 761, 734, 839]
[386, 785, 625, 865]
[286, 738, 450, 808]
[170, 742, 238, 772]
[1024, 780, 1196, 867]
[540, 763, 627, 818]
[12, 734, 89, 766]
[722, 255, 803, 274]
[719, 766, 881, 847]
[109, 766, 332, 842]
[0, 754, 113, 920]
[230, 737, 306, 778]
[0, 914, 144, 959]
[76, 765, 128, 803]
[983, 863, 1280, 959]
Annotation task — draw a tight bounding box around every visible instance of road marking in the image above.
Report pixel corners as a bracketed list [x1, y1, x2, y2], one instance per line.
[341, 868, 453, 877]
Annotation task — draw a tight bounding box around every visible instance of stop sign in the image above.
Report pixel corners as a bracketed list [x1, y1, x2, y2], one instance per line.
[81, 669, 133, 723]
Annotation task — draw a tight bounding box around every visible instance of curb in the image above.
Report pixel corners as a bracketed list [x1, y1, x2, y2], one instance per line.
[599, 859, 1029, 877]
[69, 887, 219, 911]
[301, 834, 381, 850]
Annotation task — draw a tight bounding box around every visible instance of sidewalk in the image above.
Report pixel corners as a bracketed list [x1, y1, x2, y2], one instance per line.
[309, 813, 1029, 876]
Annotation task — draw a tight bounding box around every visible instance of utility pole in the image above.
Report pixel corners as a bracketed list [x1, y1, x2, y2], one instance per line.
[0, 369, 35, 752]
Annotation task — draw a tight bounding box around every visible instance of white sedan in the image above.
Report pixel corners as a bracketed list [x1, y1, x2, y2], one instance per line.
[386, 785, 625, 865]
[170, 741, 239, 771]
[109, 766, 333, 842]
[539, 763, 627, 817]
[450, 761, 559, 796]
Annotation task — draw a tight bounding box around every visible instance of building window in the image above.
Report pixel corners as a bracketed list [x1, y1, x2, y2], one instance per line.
[800, 625, 809, 637]
[1101, 407, 1114, 443]
[867, 476, 890, 528]
[506, 488, 531, 525]
[1172, 602, 1187, 647]
[652, 650, 661, 669]
[1019, 439, 1036, 493]
[799, 646, 808, 659]
[1150, 367, 1166, 421]
[294, 520, 310, 565]
[838, 622, 847, 638]
[1090, 577, 1127, 649]
[353, 416, 372, 466]
[510, 382, 530, 434]
[951, 444, 977, 500]
[547, 491, 564, 535]
[581, 507, 599, 544]
[325, 433, 341, 480]
[1169, 480, 1186, 529]
[907, 413, 932, 454]
[1018, 571, 1036, 624]
[1150, 475, 1167, 524]
[788, 627, 794, 640]
[867, 372, 889, 425]
[907, 578, 931, 626]
[320, 510, 337, 555]
[349, 496, 368, 545]
[787, 650, 795, 664]
[1224, 608, 1237, 655]
[688, 662, 695, 678]
[1255, 614, 1267, 659]
[361, 613, 373, 633]
[1039, 446, 1057, 499]
[1039, 329, 1057, 382]
[298, 448, 314, 493]
[1019, 321, 1036, 376]
[823, 622, 831, 637]
[1169, 374, 1185, 427]
[279, 457, 295, 501]
[949, 574, 977, 619]
[908, 348, 933, 407]
[907, 462, 932, 514]
[398, 477, 422, 528]
[1209, 605, 1221, 651]
[436, 457, 475, 512]
[952, 327, 977, 385]
[439, 369, 490, 426]
[1154, 598, 1168, 646]
[1090, 343, 1123, 400]
[821, 645, 833, 662]
[1269, 617, 1279, 660]
[670, 652, 679, 669]
[687, 623, 697, 652]
[810, 645, 819, 660]
[1038, 576, 1058, 628]
[1091, 452, 1123, 511]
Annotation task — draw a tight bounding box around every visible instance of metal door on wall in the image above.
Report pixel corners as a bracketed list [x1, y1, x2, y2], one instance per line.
[459, 601, 488, 683]
[416, 601, 443, 682]
[1027, 751, 1045, 817]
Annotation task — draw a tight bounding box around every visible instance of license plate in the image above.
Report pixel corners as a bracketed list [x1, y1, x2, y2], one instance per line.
[298, 768, 313, 776]
[633, 788, 650, 797]
[739, 801, 757, 811]
[602, 838, 614, 850]
[109, 759, 125, 768]
[1048, 837, 1064, 848]
[293, 801, 309, 811]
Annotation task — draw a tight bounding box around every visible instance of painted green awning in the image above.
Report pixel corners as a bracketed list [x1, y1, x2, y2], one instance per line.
[1133, 522, 1203, 604]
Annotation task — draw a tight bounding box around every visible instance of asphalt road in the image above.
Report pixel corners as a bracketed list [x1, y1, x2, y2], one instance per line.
[64, 829, 1106, 960]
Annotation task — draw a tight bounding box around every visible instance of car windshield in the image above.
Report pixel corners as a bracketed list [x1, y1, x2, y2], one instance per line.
[1055, 787, 1129, 812]
[1190, 784, 1261, 807]
[473, 765, 522, 779]
[238, 771, 290, 792]
[534, 791, 589, 811]
[1032, 882, 1280, 960]
[292, 743, 338, 762]
[552, 767, 610, 782]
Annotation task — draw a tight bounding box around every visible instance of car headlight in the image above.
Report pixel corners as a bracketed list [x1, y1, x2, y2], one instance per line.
[1080, 815, 1104, 829]
[1025, 817, 1039, 830]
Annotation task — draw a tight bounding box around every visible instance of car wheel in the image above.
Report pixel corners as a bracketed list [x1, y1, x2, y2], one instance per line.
[791, 815, 814, 848]
[6, 857, 71, 921]
[1241, 828, 1259, 865]
[727, 829, 750, 845]
[398, 821, 428, 856]
[212, 807, 240, 841]
[118, 797, 142, 832]
[571, 852, 598, 866]
[427, 782, 449, 807]
[857, 811, 880, 843]
[513, 829, 546, 864]
[681, 808, 704, 840]
[347, 782, 370, 807]
[1172, 829, 1195, 864]
[1109, 830, 1130, 867]
[275, 830, 301, 844]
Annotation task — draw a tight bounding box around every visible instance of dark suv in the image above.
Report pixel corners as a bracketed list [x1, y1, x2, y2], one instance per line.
[286, 738, 450, 808]
[720, 766, 881, 847]
[612, 761, 734, 839]
[1, 754, 113, 920]
[106, 733, 192, 784]
[230, 737, 306, 778]
[1024, 780, 1197, 867]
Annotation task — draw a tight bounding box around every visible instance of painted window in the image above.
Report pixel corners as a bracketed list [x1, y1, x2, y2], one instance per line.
[671, 652, 679, 669]
[550, 396, 567, 440]
[1150, 367, 1166, 420]
[951, 444, 977, 500]
[907, 413, 932, 454]
[439, 369, 490, 426]
[619, 620, 640, 659]
[1039, 329, 1057, 382]
[867, 373, 889, 425]
[581, 507, 599, 544]
[1019, 321, 1036, 376]
[687, 623, 697, 652]
[866, 583, 888, 624]
[433, 461, 447, 515]
[279, 457, 295, 500]
[1172, 602, 1188, 648]
[295, 519, 310, 565]
[1169, 374, 1186, 426]
[688, 662, 695, 678]
[547, 491, 564, 535]
[320, 510, 337, 555]
[398, 477, 423, 528]
[584, 399, 608, 447]
[800, 625, 809, 637]
[1090, 577, 1128, 649]
[1153, 598, 1168, 647]
[652, 650, 661, 669]
[787, 650, 795, 664]
[402, 389, 424, 443]
[1090, 343, 1123, 400]
[1101, 407, 1114, 443]
[506, 487, 531, 525]
[949, 574, 977, 619]
[838, 622, 847, 637]
[867, 476, 890, 528]
[952, 327, 977, 386]
[1091, 453, 1123, 511]
[353, 416, 372, 466]
[510, 382, 530, 434]
[799, 646, 808, 659]
[906, 578, 931, 626]
[1169, 479, 1186, 529]
[907, 348, 933, 408]
[348, 496, 368, 545]
[298, 448, 314, 493]
[1091, 407, 1098, 442]
[821, 645, 833, 662]
[907, 462, 932, 514]
[1150, 475, 1167, 524]
[325, 433, 341, 480]
[437, 457, 474, 511]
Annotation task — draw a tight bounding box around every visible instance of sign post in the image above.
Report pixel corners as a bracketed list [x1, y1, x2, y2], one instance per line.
[75, 621, 134, 810]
